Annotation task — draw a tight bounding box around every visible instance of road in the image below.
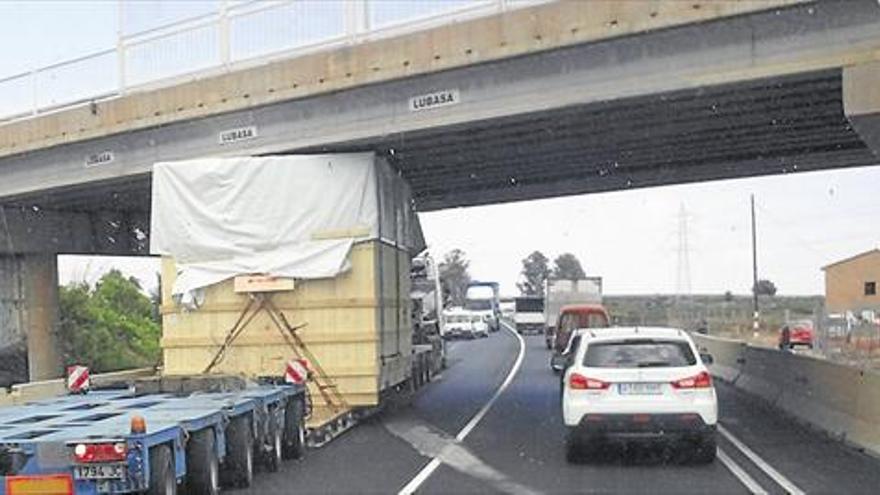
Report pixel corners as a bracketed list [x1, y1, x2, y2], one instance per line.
[239, 324, 880, 494]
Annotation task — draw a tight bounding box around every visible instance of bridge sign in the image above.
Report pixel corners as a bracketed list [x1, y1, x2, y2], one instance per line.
[84, 151, 114, 168]
[218, 125, 258, 145]
[409, 89, 459, 112]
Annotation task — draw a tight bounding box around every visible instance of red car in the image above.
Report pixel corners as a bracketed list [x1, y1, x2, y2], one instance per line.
[778, 320, 814, 349]
[548, 304, 611, 353]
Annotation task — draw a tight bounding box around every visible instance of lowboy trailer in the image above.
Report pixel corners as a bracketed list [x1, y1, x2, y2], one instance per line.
[0, 378, 306, 495]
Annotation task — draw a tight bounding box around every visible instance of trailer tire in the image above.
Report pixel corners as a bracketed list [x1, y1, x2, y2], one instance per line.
[223, 416, 254, 488]
[147, 445, 177, 495]
[282, 398, 306, 460]
[265, 421, 283, 472]
[186, 429, 219, 495]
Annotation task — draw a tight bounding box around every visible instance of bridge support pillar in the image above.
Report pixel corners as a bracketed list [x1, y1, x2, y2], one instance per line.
[0, 254, 62, 383]
[843, 61, 880, 157]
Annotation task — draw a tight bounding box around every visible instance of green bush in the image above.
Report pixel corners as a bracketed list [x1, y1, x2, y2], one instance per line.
[58, 270, 160, 373]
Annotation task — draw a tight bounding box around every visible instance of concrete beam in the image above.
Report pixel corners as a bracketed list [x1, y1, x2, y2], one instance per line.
[2, 1, 878, 207]
[844, 61, 880, 159]
[0, 0, 802, 159]
[0, 206, 149, 256]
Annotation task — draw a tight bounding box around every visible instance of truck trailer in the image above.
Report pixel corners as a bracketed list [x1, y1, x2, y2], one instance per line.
[0, 154, 440, 494]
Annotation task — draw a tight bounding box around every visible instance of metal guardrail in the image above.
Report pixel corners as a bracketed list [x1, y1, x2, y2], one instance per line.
[0, 0, 549, 123]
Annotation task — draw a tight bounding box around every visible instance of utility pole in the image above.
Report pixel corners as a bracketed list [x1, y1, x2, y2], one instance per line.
[751, 194, 759, 334]
[674, 204, 692, 327]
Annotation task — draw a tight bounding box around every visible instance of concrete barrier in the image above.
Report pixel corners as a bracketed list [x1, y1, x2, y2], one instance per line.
[692, 334, 746, 383]
[693, 333, 880, 458]
[0, 367, 155, 406]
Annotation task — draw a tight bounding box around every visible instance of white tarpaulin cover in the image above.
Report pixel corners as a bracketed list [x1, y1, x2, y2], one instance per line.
[150, 153, 424, 301]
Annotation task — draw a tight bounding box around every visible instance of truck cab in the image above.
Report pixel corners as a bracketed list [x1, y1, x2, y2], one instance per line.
[514, 297, 545, 335]
[548, 304, 610, 353]
[465, 283, 501, 332]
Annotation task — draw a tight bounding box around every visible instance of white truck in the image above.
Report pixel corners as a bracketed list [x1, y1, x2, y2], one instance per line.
[544, 277, 603, 338]
[443, 307, 476, 339]
[514, 296, 546, 334]
[465, 283, 500, 332]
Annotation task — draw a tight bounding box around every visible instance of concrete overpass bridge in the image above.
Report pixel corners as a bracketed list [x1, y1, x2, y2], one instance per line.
[3, 0, 880, 379]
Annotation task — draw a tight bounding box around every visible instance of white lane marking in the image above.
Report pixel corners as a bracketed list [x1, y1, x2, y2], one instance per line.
[385, 417, 538, 495]
[398, 321, 526, 495]
[717, 448, 768, 495]
[719, 425, 805, 495]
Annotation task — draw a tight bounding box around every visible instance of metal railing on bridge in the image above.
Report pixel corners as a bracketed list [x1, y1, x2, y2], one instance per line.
[0, 0, 548, 122]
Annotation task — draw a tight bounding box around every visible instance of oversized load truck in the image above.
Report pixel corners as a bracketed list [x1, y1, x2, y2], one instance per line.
[154, 153, 425, 437]
[0, 154, 430, 494]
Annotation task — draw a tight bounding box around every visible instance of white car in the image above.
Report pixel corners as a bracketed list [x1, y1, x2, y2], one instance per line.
[561, 327, 717, 464]
[443, 311, 474, 339]
[471, 315, 489, 338]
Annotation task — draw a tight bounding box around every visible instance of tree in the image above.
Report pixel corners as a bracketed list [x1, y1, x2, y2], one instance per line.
[552, 253, 586, 280]
[724, 290, 734, 303]
[58, 270, 161, 373]
[753, 279, 777, 297]
[517, 250, 550, 296]
[439, 249, 470, 307]
[149, 271, 162, 325]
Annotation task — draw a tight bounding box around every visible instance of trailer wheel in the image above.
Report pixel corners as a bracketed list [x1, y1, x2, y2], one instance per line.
[147, 445, 177, 495]
[186, 429, 219, 495]
[282, 398, 306, 459]
[265, 421, 283, 472]
[223, 416, 254, 488]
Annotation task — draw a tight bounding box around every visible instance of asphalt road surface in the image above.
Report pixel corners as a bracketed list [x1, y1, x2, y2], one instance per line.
[239, 323, 880, 494]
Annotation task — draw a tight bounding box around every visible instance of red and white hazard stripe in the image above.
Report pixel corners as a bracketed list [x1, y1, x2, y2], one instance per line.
[285, 359, 309, 385]
[66, 365, 90, 394]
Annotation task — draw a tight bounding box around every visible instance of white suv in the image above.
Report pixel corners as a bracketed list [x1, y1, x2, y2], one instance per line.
[561, 327, 717, 463]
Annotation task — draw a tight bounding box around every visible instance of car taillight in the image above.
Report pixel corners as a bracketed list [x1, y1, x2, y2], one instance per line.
[569, 373, 610, 390]
[671, 371, 712, 389]
[73, 442, 127, 463]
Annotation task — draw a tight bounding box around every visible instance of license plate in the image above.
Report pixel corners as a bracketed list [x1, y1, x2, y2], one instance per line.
[74, 463, 126, 480]
[618, 383, 662, 395]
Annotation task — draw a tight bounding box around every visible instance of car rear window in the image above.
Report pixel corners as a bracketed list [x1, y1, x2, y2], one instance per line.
[583, 339, 696, 368]
[575, 312, 608, 328]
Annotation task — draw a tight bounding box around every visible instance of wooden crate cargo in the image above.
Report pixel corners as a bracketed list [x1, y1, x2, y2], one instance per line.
[160, 242, 411, 427]
[150, 154, 423, 428]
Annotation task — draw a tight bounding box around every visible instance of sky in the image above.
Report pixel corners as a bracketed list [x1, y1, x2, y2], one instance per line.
[7, 2, 880, 297]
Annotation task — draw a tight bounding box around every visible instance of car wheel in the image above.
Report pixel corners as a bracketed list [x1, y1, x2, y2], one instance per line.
[692, 431, 717, 464]
[147, 445, 176, 495]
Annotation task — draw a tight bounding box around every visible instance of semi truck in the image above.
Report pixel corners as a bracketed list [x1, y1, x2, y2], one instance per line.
[513, 296, 545, 334]
[465, 282, 500, 332]
[411, 254, 447, 373]
[0, 154, 441, 494]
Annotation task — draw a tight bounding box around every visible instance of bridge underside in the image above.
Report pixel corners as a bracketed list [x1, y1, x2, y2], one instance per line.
[3, 67, 876, 257]
[350, 69, 877, 210]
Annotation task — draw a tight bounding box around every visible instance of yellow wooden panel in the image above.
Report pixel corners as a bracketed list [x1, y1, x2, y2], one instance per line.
[161, 241, 412, 425]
